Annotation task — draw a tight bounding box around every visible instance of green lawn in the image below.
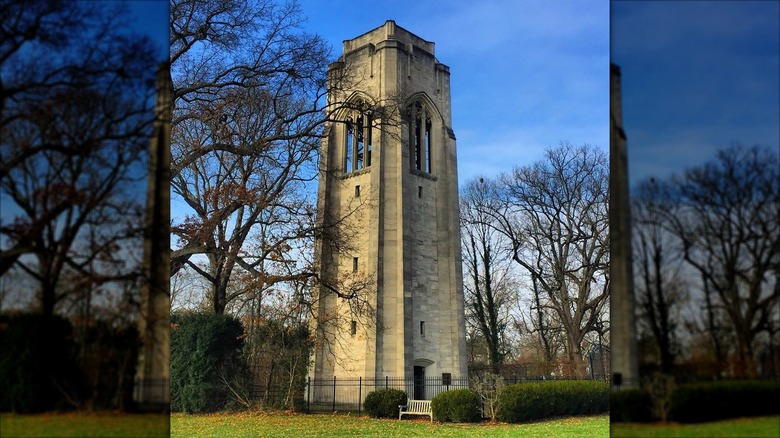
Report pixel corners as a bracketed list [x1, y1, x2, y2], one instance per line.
[170, 412, 609, 437]
[0, 412, 169, 437]
[611, 416, 780, 438]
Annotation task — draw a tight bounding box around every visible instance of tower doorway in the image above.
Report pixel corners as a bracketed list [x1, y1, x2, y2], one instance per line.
[413, 365, 425, 400]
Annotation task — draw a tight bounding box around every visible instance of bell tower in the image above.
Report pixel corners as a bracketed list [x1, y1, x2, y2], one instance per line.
[311, 21, 467, 391]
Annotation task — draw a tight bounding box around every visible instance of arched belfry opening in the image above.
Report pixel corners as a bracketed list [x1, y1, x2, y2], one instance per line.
[406, 99, 439, 174]
[310, 20, 467, 401]
[340, 99, 374, 173]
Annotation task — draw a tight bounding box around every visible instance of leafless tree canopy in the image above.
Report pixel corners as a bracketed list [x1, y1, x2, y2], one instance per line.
[169, 0, 334, 313]
[463, 143, 610, 377]
[633, 145, 780, 377]
[170, 0, 333, 177]
[460, 178, 515, 373]
[170, 0, 381, 323]
[0, 0, 158, 317]
[632, 179, 685, 374]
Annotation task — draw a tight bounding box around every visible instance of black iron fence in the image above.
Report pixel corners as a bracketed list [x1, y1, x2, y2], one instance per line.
[248, 377, 307, 410]
[305, 376, 468, 414]
[302, 375, 596, 414]
[133, 377, 170, 411]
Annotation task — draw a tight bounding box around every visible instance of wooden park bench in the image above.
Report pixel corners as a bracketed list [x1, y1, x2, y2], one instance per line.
[398, 400, 433, 421]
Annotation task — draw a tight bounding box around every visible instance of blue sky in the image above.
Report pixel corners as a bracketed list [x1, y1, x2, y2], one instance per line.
[124, 0, 609, 184]
[123, 0, 780, 189]
[125, 0, 169, 63]
[297, 0, 610, 184]
[122, 0, 609, 184]
[611, 0, 780, 188]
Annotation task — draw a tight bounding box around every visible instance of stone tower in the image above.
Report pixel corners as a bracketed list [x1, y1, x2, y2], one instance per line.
[609, 63, 638, 388]
[310, 21, 468, 394]
[134, 62, 171, 410]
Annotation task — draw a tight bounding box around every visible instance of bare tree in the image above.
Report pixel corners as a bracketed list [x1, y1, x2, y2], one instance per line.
[171, 81, 322, 313]
[460, 177, 515, 374]
[631, 178, 688, 373]
[662, 145, 779, 376]
[525, 248, 566, 367]
[170, 0, 330, 269]
[489, 143, 610, 376]
[170, 0, 384, 317]
[0, 1, 158, 317]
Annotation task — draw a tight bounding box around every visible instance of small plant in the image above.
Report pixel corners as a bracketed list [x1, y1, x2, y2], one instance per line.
[471, 372, 504, 421]
[363, 388, 407, 418]
[643, 372, 676, 422]
[431, 389, 482, 423]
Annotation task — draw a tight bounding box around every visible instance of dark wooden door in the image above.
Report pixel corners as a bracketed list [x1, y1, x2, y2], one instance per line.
[413, 366, 425, 400]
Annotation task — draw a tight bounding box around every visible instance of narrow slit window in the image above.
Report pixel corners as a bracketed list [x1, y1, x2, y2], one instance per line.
[355, 185, 360, 197]
[351, 320, 357, 336]
[366, 112, 373, 167]
[353, 257, 358, 272]
[420, 321, 425, 337]
[414, 104, 422, 170]
[425, 117, 432, 173]
[418, 186, 423, 198]
[345, 117, 353, 173]
[355, 114, 364, 170]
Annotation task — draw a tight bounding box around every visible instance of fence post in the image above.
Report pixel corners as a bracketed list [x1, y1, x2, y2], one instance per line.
[306, 376, 311, 414]
[358, 376, 362, 416]
[332, 376, 337, 412]
[385, 375, 388, 389]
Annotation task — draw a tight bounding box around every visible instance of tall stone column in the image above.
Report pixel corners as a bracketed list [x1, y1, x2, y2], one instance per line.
[133, 61, 171, 410]
[609, 63, 638, 389]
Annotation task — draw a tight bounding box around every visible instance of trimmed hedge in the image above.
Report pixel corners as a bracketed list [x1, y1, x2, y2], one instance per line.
[431, 389, 482, 423]
[496, 380, 609, 423]
[610, 389, 653, 423]
[363, 388, 407, 418]
[669, 380, 780, 423]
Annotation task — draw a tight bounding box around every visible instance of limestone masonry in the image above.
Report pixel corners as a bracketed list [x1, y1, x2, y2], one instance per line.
[310, 21, 468, 398]
[609, 64, 638, 388]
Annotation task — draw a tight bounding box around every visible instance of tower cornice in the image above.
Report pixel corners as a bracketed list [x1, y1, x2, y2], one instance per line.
[342, 20, 436, 59]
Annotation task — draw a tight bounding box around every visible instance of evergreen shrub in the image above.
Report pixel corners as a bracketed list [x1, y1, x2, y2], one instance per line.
[610, 388, 653, 422]
[170, 312, 247, 413]
[431, 388, 482, 422]
[0, 313, 80, 412]
[496, 380, 609, 423]
[669, 380, 780, 423]
[363, 388, 407, 418]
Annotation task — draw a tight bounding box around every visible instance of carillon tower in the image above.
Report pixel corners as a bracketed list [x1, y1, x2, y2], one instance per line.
[610, 63, 638, 389]
[310, 21, 467, 398]
[134, 62, 171, 411]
